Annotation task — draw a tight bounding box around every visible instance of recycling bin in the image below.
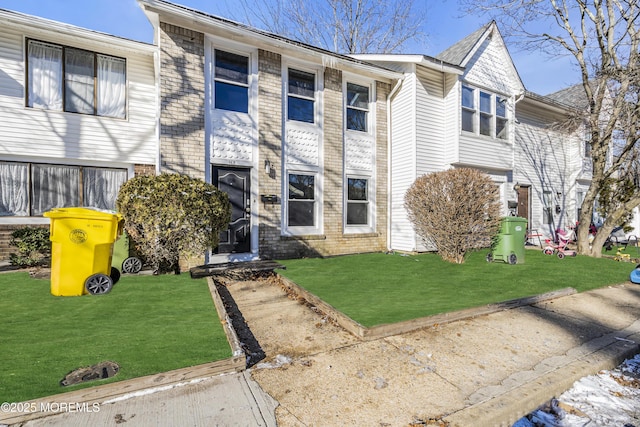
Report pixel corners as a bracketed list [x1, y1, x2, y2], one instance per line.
[44, 207, 123, 296]
[487, 216, 527, 264]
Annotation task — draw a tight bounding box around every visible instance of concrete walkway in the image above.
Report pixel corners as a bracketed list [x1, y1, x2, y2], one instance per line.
[4, 278, 640, 427]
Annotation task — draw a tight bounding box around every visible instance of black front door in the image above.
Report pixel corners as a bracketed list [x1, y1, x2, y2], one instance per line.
[213, 167, 251, 254]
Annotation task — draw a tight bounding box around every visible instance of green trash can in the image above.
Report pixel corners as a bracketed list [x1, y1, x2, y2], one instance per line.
[111, 231, 143, 274]
[487, 217, 527, 264]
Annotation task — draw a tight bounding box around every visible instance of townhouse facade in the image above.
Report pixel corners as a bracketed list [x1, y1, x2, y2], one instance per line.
[356, 22, 591, 251]
[0, 3, 596, 262]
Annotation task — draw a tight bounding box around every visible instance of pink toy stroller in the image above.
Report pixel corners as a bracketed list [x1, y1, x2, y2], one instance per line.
[543, 228, 577, 259]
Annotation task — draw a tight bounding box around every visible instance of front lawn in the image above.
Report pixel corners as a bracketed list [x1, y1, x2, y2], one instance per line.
[0, 273, 231, 403]
[278, 249, 634, 328]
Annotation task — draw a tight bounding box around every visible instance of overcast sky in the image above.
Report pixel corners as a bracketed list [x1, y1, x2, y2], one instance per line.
[1, 0, 580, 94]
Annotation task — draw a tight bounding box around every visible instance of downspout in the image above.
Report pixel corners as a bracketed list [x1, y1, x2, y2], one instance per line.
[386, 76, 403, 252]
[512, 91, 525, 184]
[148, 11, 162, 175]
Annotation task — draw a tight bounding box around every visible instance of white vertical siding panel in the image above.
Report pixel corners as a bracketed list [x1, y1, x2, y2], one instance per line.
[415, 67, 445, 176]
[390, 72, 418, 251]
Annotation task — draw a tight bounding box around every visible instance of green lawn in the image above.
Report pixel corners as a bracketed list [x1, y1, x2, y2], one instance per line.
[0, 273, 231, 403]
[278, 249, 635, 328]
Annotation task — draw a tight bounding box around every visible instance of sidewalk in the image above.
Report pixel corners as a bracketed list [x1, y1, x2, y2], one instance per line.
[6, 277, 640, 427]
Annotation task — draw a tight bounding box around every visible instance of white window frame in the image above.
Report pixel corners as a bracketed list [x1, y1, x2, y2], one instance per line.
[285, 67, 318, 124]
[26, 39, 127, 119]
[344, 174, 375, 233]
[285, 169, 323, 235]
[344, 81, 371, 133]
[461, 84, 510, 140]
[212, 49, 250, 114]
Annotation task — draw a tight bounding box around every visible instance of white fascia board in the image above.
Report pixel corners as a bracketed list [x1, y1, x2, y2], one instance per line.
[351, 54, 464, 76]
[0, 8, 156, 55]
[137, 0, 402, 82]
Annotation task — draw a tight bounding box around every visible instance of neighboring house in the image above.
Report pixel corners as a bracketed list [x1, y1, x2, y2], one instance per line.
[356, 22, 590, 251]
[137, 0, 401, 262]
[0, 9, 158, 260]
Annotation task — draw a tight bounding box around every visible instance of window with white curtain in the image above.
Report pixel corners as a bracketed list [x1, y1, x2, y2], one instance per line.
[0, 161, 127, 216]
[27, 39, 126, 118]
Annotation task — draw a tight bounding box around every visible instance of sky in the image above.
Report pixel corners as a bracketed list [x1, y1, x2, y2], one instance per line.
[1, 0, 580, 95]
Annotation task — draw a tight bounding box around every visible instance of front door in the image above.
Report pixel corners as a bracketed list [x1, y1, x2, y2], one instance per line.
[213, 167, 251, 254]
[517, 186, 530, 224]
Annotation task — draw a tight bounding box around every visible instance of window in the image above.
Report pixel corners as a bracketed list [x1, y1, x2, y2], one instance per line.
[461, 84, 509, 139]
[346, 83, 369, 132]
[27, 40, 126, 118]
[287, 69, 315, 123]
[496, 96, 508, 139]
[0, 161, 127, 217]
[543, 190, 553, 225]
[287, 173, 315, 227]
[346, 177, 368, 225]
[479, 91, 492, 136]
[214, 50, 249, 113]
[461, 85, 475, 132]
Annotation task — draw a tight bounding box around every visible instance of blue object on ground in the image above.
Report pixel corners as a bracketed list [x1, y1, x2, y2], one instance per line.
[630, 265, 640, 284]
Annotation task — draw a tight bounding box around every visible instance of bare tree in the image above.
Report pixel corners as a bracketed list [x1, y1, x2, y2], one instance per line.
[234, 0, 426, 54]
[464, 0, 640, 256]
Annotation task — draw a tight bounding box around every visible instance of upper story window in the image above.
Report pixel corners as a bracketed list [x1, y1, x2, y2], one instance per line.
[461, 84, 509, 140]
[346, 83, 369, 132]
[27, 40, 126, 118]
[287, 69, 315, 123]
[214, 50, 249, 113]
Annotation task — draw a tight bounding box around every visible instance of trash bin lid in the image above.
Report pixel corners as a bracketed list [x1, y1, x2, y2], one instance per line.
[43, 207, 122, 221]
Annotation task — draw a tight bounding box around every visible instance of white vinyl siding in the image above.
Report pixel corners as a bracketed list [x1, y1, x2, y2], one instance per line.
[0, 24, 156, 166]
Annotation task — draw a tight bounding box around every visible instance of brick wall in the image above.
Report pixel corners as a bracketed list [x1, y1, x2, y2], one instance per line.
[0, 224, 49, 263]
[256, 57, 389, 259]
[158, 23, 206, 180]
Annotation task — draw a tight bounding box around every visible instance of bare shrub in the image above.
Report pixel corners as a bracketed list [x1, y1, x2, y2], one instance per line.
[404, 168, 502, 264]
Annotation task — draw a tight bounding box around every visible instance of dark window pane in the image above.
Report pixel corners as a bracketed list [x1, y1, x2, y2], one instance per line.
[347, 203, 368, 225]
[347, 83, 369, 109]
[348, 178, 367, 201]
[462, 109, 474, 132]
[496, 117, 507, 139]
[65, 48, 95, 114]
[215, 81, 248, 113]
[480, 112, 491, 136]
[31, 164, 79, 216]
[462, 85, 474, 108]
[480, 92, 491, 113]
[289, 201, 315, 226]
[288, 97, 314, 123]
[496, 96, 507, 117]
[288, 69, 314, 98]
[215, 50, 248, 84]
[347, 108, 367, 131]
[288, 174, 314, 199]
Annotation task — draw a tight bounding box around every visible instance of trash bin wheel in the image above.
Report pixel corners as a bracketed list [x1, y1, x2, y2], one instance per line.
[85, 274, 113, 295]
[486, 253, 493, 263]
[122, 257, 142, 274]
[508, 253, 517, 265]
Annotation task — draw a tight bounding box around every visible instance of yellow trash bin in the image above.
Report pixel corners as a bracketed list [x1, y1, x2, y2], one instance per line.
[44, 207, 123, 296]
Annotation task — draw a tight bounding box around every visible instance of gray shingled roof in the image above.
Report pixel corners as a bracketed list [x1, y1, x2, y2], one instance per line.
[545, 83, 589, 109]
[435, 23, 493, 66]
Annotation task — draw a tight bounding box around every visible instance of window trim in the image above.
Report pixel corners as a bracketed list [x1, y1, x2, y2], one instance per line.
[212, 48, 250, 114]
[0, 160, 128, 218]
[461, 83, 510, 140]
[344, 175, 374, 233]
[345, 81, 372, 133]
[25, 38, 127, 119]
[284, 170, 323, 235]
[285, 66, 319, 124]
